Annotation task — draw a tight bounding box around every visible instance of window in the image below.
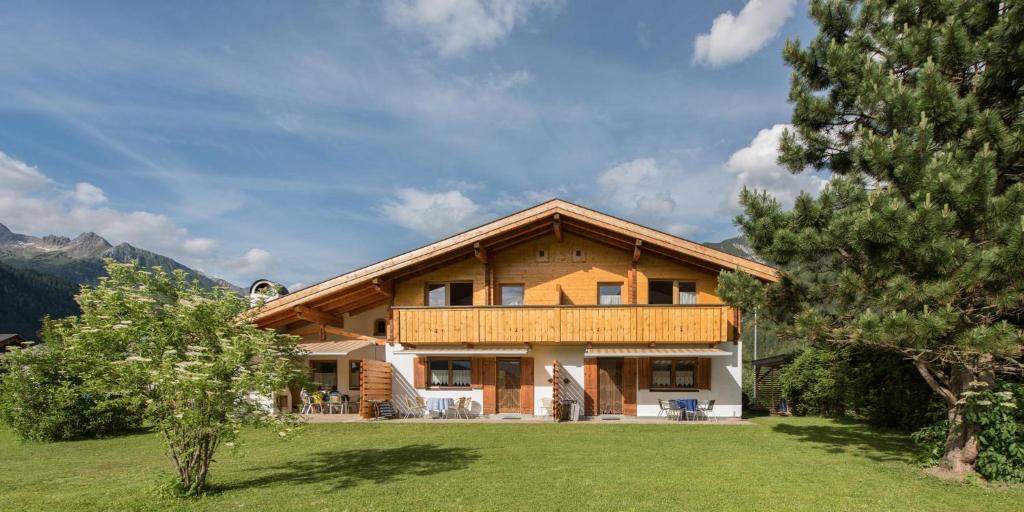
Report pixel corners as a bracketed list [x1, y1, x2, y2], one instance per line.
[572, 247, 586, 262]
[426, 282, 474, 306]
[648, 280, 674, 305]
[373, 319, 387, 337]
[500, 284, 525, 305]
[646, 280, 698, 305]
[349, 361, 361, 389]
[536, 246, 549, 262]
[310, 360, 337, 389]
[427, 283, 446, 306]
[598, 283, 622, 305]
[650, 358, 698, 390]
[428, 358, 471, 388]
[678, 282, 697, 305]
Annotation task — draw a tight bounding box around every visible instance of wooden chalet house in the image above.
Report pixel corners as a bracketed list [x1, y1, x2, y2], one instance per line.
[253, 199, 777, 418]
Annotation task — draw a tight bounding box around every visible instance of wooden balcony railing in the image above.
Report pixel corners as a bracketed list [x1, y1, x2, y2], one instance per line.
[392, 305, 740, 345]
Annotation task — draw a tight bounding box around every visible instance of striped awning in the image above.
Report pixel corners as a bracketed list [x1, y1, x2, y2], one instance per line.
[299, 339, 376, 356]
[584, 346, 732, 357]
[396, 346, 529, 356]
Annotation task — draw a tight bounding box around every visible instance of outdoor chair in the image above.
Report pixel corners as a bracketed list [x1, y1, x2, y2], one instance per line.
[325, 395, 343, 414]
[299, 390, 319, 414]
[457, 397, 473, 419]
[404, 396, 427, 418]
[446, 397, 468, 419]
[697, 400, 717, 422]
[537, 397, 553, 418]
[310, 393, 326, 414]
[657, 399, 672, 419]
[669, 400, 692, 421]
[415, 396, 429, 418]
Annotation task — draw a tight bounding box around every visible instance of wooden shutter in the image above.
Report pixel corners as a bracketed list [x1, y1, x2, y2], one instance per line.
[520, 357, 534, 415]
[470, 357, 483, 389]
[482, 357, 497, 414]
[697, 358, 711, 390]
[413, 356, 426, 389]
[622, 358, 637, 416]
[638, 358, 650, 390]
[583, 358, 598, 416]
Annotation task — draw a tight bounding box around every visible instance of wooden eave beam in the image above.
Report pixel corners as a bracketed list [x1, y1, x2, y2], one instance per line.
[312, 285, 381, 311]
[633, 239, 643, 263]
[345, 297, 389, 316]
[553, 213, 563, 241]
[294, 305, 346, 328]
[388, 249, 475, 283]
[372, 277, 391, 298]
[474, 242, 488, 264]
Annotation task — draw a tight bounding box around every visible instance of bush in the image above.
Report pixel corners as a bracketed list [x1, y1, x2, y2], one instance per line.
[779, 345, 940, 430]
[962, 381, 1024, 483]
[0, 339, 144, 441]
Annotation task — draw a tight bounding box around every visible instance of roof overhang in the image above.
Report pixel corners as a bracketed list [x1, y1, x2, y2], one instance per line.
[584, 346, 733, 358]
[395, 346, 529, 356]
[299, 339, 376, 356]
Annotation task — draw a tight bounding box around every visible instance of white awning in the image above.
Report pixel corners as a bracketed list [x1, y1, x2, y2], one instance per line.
[584, 346, 732, 358]
[299, 339, 376, 356]
[396, 346, 529, 356]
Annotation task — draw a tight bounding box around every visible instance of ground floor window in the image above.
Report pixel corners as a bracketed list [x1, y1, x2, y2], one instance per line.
[310, 360, 337, 390]
[428, 358, 471, 388]
[349, 360, 361, 389]
[650, 358, 697, 390]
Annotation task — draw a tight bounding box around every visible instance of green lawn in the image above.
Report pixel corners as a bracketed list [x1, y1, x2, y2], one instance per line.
[1, 417, 1020, 511]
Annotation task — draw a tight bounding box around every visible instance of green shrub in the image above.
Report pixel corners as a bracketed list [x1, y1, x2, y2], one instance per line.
[963, 382, 1024, 483]
[0, 331, 144, 442]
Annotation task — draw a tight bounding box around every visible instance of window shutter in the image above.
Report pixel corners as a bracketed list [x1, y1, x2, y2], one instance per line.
[697, 358, 711, 390]
[622, 358, 637, 416]
[520, 357, 534, 415]
[470, 357, 483, 389]
[583, 358, 598, 416]
[482, 358, 497, 414]
[413, 357, 426, 389]
[638, 358, 650, 390]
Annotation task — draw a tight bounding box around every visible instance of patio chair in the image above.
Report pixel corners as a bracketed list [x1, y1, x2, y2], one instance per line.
[667, 399, 684, 421]
[310, 393, 325, 414]
[415, 396, 429, 418]
[457, 397, 474, 419]
[325, 394, 343, 414]
[404, 396, 427, 418]
[446, 397, 467, 419]
[537, 397, 553, 418]
[657, 399, 672, 419]
[697, 400, 717, 422]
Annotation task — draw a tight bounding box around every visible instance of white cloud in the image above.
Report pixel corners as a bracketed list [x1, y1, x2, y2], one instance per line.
[72, 182, 107, 205]
[723, 124, 828, 209]
[382, 187, 484, 237]
[383, 0, 560, 56]
[0, 151, 51, 192]
[693, 0, 796, 67]
[232, 248, 274, 275]
[0, 151, 269, 284]
[598, 158, 677, 216]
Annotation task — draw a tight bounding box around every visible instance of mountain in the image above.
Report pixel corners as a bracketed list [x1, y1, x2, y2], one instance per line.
[703, 235, 769, 265]
[0, 223, 244, 340]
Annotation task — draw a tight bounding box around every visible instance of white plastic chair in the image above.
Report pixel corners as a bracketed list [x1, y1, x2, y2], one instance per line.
[537, 397, 553, 418]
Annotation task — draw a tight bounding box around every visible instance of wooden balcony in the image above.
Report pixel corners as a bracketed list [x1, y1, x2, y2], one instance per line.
[392, 305, 740, 345]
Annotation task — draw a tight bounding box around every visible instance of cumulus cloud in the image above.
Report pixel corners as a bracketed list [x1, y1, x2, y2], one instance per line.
[596, 158, 698, 236]
[382, 187, 484, 237]
[72, 182, 107, 205]
[723, 124, 828, 210]
[693, 0, 796, 67]
[383, 0, 560, 56]
[0, 151, 271, 283]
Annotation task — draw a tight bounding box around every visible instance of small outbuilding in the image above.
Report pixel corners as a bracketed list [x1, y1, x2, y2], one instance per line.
[751, 353, 793, 414]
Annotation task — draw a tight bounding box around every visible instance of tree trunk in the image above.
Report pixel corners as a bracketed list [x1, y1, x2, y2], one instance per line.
[912, 354, 994, 475]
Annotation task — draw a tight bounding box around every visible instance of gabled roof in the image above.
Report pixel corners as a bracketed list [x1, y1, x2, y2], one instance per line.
[253, 199, 777, 327]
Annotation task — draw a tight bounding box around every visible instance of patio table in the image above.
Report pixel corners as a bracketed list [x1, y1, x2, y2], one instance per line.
[675, 399, 698, 420]
[426, 398, 454, 416]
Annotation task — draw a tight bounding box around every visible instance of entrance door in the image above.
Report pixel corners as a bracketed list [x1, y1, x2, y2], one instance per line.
[598, 358, 624, 415]
[496, 359, 522, 413]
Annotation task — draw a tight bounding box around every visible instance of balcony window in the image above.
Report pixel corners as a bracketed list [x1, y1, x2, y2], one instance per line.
[648, 280, 673, 305]
[426, 282, 474, 306]
[679, 282, 697, 305]
[650, 358, 699, 390]
[500, 284, 524, 305]
[598, 283, 622, 305]
[428, 358, 472, 388]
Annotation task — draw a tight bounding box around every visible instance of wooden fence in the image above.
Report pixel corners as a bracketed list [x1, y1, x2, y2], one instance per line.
[359, 359, 393, 419]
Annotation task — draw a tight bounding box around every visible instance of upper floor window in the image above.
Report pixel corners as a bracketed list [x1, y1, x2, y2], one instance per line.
[598, 283, 622, 305]
[426, 282, 474, 306]
[647, 280, 698, 305]
[373, 318, 387, 337]
[429, 358, 472, 388]
[500, 284, 524, 305]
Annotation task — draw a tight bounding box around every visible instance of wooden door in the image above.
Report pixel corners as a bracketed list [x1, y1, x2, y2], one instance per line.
[598, 358, 624, 415]
[496, 359, 521, 413]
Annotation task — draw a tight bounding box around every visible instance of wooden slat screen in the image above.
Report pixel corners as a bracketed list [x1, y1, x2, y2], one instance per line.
[583, 358, 597, 416]
[622, 358, 637, 416]
[520, 357, 534, 415]
[359, 359, 392, 419]
[551, 359, 562, 420]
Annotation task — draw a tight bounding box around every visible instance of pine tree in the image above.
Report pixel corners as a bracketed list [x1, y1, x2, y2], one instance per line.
[718, 0, 1024, 475]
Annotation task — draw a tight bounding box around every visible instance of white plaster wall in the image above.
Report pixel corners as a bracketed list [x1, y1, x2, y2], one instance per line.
[386, 344, 484, 417]
[636, 342, 743, 418]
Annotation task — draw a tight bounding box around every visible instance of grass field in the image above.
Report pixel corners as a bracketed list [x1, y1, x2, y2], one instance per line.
[1, 416, 1020, 511]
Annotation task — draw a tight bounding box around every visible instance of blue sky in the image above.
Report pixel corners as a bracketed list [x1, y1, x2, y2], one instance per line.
[0, 0, 825, 289]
